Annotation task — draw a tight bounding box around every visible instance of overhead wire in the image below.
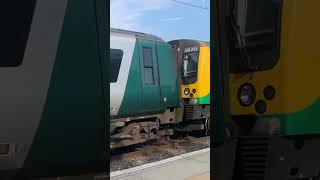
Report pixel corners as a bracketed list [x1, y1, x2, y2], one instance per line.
[171, 0, 209, 11]
[169, 0, 210, 43]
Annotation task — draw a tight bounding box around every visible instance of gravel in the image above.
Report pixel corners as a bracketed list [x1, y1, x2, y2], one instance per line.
[110, 141, 210, 172]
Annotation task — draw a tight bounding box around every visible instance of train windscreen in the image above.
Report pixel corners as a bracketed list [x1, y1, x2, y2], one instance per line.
[182, 46, 199, 84]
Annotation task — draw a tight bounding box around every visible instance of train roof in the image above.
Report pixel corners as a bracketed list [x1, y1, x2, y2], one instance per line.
[168, 39, 210, 47]
[110, 28, 164, 42]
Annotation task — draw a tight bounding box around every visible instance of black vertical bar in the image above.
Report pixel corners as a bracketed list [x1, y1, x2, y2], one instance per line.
[95, 0, 109, 177]
[211, 0, 238, 179]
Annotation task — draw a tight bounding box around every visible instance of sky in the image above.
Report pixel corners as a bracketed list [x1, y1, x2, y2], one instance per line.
[110, 0, 210, 42]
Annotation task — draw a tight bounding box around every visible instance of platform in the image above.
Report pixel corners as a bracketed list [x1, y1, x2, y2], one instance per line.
[110, 148, 210, 180]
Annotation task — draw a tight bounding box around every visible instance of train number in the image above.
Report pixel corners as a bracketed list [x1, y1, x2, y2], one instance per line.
[184, 47, 198, 53]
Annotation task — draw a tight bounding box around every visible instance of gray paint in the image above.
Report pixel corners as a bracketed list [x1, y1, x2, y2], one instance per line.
[0, 0, 68, 170]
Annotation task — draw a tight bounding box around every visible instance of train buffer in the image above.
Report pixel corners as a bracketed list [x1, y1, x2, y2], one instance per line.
[110, 148, 210, 180]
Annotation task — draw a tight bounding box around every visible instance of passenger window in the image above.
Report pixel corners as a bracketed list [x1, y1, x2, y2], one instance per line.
[110, 49, 123, 83]
[0, 0, 37, 67]
[142, 47, 154, 85]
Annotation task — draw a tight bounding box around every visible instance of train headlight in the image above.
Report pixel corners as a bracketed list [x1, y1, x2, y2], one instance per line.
[184, 88, 190, 95]
[237, 83, 256, 106]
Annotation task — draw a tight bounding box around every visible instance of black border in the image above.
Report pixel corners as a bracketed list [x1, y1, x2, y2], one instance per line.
[211, 0, 238, 180]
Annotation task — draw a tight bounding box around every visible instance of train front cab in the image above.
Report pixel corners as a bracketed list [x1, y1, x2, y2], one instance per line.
[169, 40, 210, 134]
[213, 0, 320, 179]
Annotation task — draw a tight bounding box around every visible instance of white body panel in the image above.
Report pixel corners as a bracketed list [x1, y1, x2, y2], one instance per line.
[0, 0, 68, 170]
[110, 32, 136, 116]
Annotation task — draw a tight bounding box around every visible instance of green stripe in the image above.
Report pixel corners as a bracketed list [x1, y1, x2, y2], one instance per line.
[259, 98, 320, 136]
[279, 99, 320, 135]
[199, 93, 210, 105]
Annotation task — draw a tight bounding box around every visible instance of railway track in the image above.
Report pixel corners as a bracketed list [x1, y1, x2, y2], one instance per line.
[110, 136, 210, 162]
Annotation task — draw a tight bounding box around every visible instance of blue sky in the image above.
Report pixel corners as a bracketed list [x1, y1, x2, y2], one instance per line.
[110, 0, 210, 42]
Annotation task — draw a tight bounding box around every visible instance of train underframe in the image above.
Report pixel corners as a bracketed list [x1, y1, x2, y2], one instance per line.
[110, 108, 183, 149]
[174, 104, 210, 135]
[110, 103, 210, 149]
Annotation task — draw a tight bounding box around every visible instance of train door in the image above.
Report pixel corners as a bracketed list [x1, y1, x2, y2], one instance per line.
[138, 39, 161, 111]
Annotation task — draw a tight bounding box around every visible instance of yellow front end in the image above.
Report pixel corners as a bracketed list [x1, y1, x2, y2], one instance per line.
[181, 42, 210, 105]
[229, 0, 320, 116]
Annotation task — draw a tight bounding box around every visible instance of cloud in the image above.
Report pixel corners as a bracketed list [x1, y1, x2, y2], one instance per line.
[110, 0, 172, 31]
[160, 17, 184, 22]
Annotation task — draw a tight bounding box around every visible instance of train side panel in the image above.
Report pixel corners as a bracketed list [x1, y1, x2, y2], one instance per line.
[110, 35, 143, 118]
[0, 0, 64, 173]
[156, 42, 180, 110]
[137, 39, 161, 112]
[114, 38, 180, 118]
[22, 0, 107, 176]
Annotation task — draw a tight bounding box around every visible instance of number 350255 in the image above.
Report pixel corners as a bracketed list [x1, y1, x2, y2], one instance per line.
[184, 47, 198, 53]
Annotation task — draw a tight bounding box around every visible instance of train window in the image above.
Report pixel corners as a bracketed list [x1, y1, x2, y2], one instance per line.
[230, 0, 282, 73]
[144, 68, 154, 85]
[0, 0, 37, 67]
[110, 49, 123, 83]
[142, 47, 154, 85]
[182, 47, 199, 84]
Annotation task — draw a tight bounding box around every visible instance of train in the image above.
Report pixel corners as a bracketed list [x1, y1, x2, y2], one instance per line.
[213, 0, 320, 179]
[0, 1, 210, 177]
[169, 40, 211, 135]
[110, 29, 211, 149]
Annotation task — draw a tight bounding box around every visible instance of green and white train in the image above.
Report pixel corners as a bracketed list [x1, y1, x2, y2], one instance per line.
[110, 28, 183, 148]
[110, 29, 212, 149]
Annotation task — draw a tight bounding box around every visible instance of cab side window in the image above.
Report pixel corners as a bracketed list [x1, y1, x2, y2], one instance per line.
[110, 49, 123, 83]
[142, 47, 154, 85]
